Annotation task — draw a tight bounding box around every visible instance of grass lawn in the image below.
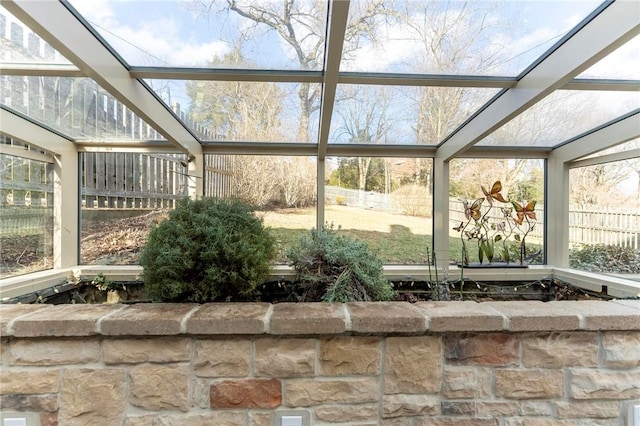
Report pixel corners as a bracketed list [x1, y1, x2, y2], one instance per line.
[261, 205, 541, 265]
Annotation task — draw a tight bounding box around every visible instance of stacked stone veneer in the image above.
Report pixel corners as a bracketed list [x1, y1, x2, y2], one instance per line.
[1, 300, 639, 426]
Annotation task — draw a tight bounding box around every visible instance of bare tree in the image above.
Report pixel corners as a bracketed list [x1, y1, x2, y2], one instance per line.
[193, 0, 385, 142]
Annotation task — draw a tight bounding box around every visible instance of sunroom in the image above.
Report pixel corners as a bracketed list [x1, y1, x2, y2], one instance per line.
[1, 1, 640, 425]
[1, 0, 638, 298]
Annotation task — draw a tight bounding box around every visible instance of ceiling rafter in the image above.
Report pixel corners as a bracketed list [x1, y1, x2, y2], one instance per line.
[0, 107, 74, 155]
[552, 111, 640, 163]
[2, 0, 202, 158]
[435, 0, 640, 161]
[570, 148, 640, 169]
[317, 0, 350, 160]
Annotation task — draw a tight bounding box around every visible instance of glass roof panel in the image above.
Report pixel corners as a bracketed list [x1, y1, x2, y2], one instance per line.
[146, 79, 320, 143]
[478, 90, 640, 147]
[0, 7, 72, 64]
[578, 36, 640, 79]
[329, 85, 500, 145]
[1, 76, 166, 142]
[341, 0, 602, 76]
[66, 0, 328, 70]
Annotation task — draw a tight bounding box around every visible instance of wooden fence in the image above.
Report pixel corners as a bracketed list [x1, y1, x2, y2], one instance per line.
[0, 12, 213, 141]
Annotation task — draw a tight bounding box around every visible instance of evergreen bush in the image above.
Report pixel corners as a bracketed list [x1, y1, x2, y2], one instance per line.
[140, 197, 276, 302]
[569, 244, 640, 274]
[287, 225, 395, 302]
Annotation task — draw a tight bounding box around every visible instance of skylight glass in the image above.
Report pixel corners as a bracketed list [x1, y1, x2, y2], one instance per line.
[329, 85, 500, 145]
[146, 79, 321, 143]
[66, 0, 328, 70]
[0, 6, 71, 64]
[479, 90, 640, 147]
[341, 0, 602, 76]
[1, 76, 166, 142]
[578, 36, 640, 79]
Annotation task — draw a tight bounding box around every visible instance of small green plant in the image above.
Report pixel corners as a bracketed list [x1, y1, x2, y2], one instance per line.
[287, 224, 395, 302]
[91, 273, 124, 291]
[140, 197, 276, 302]
[453, 181, 537, 266]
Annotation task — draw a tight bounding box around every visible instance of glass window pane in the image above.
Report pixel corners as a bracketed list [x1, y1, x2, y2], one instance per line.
[148, 79, 320, 143]
[80, 152, 189, 265]
[325, 156, 432, 264]
[330, 85, 499, 145]
[205, 155, 317, 263]
[67, 0, 328, 70]
[578, 138, 639, 160]
[449, 158, 545, 266]
[1, 76, 166, 142]
[0, 138, 54, 279]
[341, 0, 601, 76]
[578, 36, 640, 79]
[479, 90, 640, 147]
[0, 6, 72, 64]
[569, 160, 640, 276]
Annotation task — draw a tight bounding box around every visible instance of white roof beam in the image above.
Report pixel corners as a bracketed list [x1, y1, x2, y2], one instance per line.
[436, 1, 640, 161]
[3, 0, 201, 157]
[570, 148, 640, 169]
[317, 0, 350, 160]
[552, 111, 640, 163]
[0, 63, 83, 77]
[0, 107, 74, 155]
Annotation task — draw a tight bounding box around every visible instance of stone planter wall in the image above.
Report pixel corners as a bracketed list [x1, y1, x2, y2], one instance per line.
[1, 300, 639, 426]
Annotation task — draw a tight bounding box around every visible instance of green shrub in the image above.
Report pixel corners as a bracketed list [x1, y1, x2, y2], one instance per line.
[140, 197, 276, 302]
[287, 225, 395, 302]
[569, 244, 640, 274]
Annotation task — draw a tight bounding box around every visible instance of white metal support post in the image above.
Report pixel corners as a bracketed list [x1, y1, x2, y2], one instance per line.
[53, 147, 79, 268]
[546, 155, 570, 267]
[187, 153, 204, 199]
[432, 157, 451, 270]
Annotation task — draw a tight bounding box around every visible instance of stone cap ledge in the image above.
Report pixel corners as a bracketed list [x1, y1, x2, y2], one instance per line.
[1, 300, 638, 338]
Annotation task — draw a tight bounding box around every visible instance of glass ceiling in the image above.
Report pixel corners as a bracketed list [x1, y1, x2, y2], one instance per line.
[0, 0, 638, 157]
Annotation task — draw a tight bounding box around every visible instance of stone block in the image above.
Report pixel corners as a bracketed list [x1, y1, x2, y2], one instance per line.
[484, 301, 580, 331]
[602, 331, 640, 368]
[12, 304, 120, 337]
[186, 303, 270, 334]
[522, 332, 598, 368]
[347, 302, 426, 333]
[496, 369, 564, 399]
[284, 378, 378, 406]
[518, 400, 554, 416]
[320, 336, 381, 375]
[550, 301, 640, 330]
[9, 338, 99, 365]
[442, 367, 478, 399]
[417, 301, 505, 332]
[269, 303, 346, 335]
[382, 394, 440, 418]
[127, 413, 245, 426]
[520, 421, 575, 426]
[314, 403, 378, 422]
[442, 401, 476, 415]
[415, 420, 498, 426]
[0, 304, 51, 336]
[569, 369, 640, 399]
[248, 412, 273, 426]
[385, 335, 442, 394]
[0, 369, 59, 394]
[444, 333, 518, 366]
[210, 378, 281, 408]
[39, 413, 57, 426]
[129, 363, 189, 411]
[556, 401, 621, 419]
[103, 337, 190, 364]
[193, 339, 250, 377]
[254, 338, 315, 378]
[0, 394, 58, 412]
[100, 303, 198, 335]
[59, 368, 126, 425]
[476, 401, 518, 416]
